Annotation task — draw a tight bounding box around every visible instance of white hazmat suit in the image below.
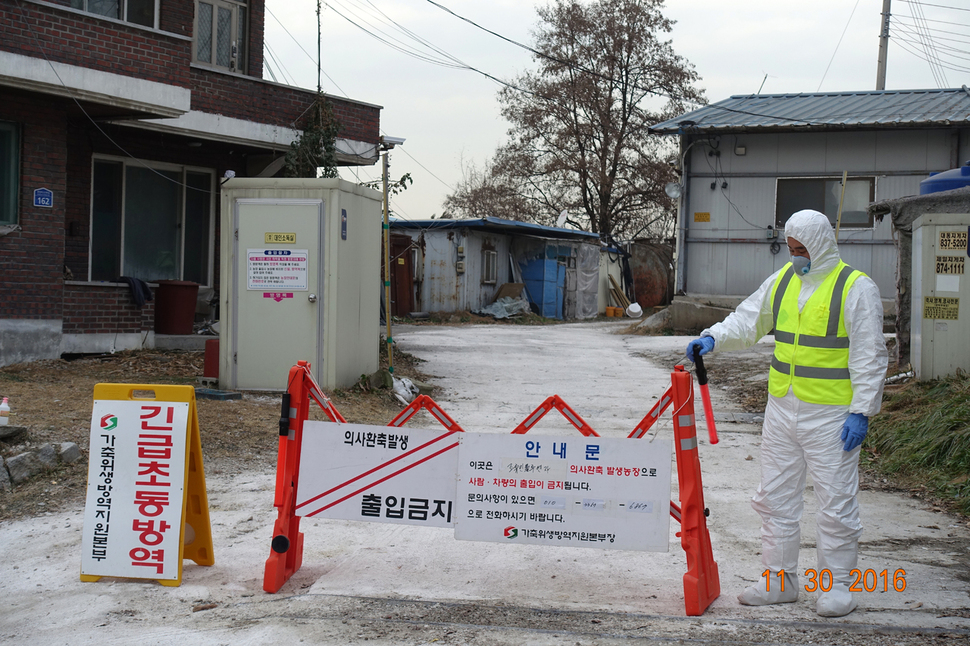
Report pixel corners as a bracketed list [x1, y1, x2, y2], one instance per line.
[698, 210, 888, 617]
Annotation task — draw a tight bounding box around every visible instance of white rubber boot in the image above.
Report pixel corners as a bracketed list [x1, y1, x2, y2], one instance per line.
[816, 584, 857, 617]
[738, 571, 799, 606]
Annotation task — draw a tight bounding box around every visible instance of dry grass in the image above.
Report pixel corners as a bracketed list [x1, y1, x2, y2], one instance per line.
[0, 348, 428, 521]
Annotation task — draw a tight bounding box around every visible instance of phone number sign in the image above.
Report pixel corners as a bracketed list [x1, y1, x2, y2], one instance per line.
[455, 434, 672, 552]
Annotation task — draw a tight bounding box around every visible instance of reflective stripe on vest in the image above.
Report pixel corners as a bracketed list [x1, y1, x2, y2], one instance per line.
[768, 261, 862, 405]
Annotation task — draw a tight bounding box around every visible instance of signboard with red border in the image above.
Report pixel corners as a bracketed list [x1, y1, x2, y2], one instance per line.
[80, 385, 213, 585]
[294, 421, 460, 527]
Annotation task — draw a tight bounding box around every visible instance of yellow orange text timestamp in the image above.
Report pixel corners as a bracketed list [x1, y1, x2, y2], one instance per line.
[764, 568, 907, 592]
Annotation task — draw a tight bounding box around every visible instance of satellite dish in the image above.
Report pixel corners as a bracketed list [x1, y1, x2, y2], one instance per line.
[556, 210, 568, 228]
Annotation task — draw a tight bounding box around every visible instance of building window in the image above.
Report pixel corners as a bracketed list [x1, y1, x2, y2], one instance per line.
[69, 0, 157, 28]
[89, 157, 214, 285]
[775, 177, 875, 229]
[0, 122, 19, 226]
[194, 0, 247, 73]
[482, 250, 497, 284]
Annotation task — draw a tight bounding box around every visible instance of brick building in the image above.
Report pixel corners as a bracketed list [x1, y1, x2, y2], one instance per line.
[0, 0, 382, 366]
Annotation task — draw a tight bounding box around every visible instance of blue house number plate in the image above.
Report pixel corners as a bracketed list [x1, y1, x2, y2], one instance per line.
[33, 188, 53, 208]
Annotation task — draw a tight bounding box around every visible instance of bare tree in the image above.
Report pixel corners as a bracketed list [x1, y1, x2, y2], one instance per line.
[445, 0, 703, 240]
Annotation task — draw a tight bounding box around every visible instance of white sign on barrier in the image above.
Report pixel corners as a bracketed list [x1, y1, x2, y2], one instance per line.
[294, 422, 459, 527]
[455, 434, 672, 551]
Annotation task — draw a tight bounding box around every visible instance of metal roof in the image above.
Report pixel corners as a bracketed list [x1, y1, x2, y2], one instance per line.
[390, 216, 600, 241]
[649, 87, 970, 134]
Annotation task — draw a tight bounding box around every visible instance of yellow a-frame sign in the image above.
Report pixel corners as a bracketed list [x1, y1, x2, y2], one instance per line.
[80, 384, 213, 586]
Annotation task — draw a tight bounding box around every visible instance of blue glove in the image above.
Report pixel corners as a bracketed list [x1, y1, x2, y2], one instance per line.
[685, 336, 715, 363]
[841, 413, 868, 451]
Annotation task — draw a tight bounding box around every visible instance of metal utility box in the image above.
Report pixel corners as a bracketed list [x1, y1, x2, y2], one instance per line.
[219, 178, 382, 391]
[911, 213, 970, 380]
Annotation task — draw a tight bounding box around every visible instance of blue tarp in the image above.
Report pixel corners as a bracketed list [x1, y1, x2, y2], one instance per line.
[521, 258, 564, 319]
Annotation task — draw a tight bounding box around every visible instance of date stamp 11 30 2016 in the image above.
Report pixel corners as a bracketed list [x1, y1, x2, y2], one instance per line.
[763, 568, 907, 593]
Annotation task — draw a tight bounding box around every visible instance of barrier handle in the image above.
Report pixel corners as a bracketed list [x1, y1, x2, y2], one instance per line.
[693, 355, 719, 445]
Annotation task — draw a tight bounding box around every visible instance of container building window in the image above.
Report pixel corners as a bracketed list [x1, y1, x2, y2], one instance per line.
[482, 250, 498, 284]
[775, 177, 875, 229]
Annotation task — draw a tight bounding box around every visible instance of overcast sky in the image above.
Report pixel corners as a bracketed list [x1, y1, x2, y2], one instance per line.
[265, 0, 968, 221]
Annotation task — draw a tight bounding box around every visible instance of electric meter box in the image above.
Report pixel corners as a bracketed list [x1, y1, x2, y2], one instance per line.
[219, 178, 382, 391]
[911, 213, 970, 380]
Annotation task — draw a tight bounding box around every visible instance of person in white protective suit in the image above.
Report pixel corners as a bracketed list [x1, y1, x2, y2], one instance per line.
[685, 209, 888, 617]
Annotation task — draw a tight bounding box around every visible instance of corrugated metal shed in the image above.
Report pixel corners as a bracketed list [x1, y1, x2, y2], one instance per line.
[650, 88, 970, 134]
[390, 216, 600, 241]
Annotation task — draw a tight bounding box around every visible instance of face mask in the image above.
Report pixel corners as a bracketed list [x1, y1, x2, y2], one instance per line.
[791, 255, 811, 275]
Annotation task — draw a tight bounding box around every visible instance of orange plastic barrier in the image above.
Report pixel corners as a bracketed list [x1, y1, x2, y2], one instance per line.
[510, 394, 599, 437]
[668, 365, 721, 616]
[264, 361, 462, 593]
[264, 361, 720, 616]
[518, 368, 720, 616]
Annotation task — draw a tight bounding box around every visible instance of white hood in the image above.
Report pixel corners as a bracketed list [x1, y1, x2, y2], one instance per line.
[783, 209, 841, 285]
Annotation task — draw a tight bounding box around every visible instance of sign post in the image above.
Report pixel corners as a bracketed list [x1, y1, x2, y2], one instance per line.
[80, 384, 213, 586]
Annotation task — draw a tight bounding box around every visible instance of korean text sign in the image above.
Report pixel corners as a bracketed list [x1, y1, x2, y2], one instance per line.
[455, 434, 672, 551]
[81, 400, 189, 581]
[294, 422, 459, 527]
[247, 248, 308, 290]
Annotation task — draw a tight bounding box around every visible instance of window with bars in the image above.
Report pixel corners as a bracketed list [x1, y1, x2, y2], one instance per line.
[69, 0, 156, 28]
[194, 0, 248, 73]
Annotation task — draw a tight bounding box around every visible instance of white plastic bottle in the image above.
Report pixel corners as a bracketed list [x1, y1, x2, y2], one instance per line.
[0, 397, 8, 426]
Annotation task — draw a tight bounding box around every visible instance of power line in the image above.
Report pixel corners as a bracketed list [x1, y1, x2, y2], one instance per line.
[268, 3, 465, 215]
[422, 0, 705, 107]
[894, 15, 970, 36]
[327, 0, 468, 69]
[264, 41, 295, 85]
[897, 0, 970, 12]
[817, 0, 861, 92]
[895, 23, 970, 60]
[911, 0, 949, 86]
[892, 35, 970, 72]
[265, 5, 348, 95]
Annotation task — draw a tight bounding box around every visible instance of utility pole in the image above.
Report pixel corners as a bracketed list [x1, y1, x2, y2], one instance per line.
[876, 0, 892, 90]
[317, 0, 322, 94]
[382, 148, 393, 375]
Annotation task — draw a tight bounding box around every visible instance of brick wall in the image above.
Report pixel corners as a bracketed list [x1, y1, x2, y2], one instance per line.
[0, 90, 67, 320]
[63, 119, 246, 282]
[2, 2, 193, 89]
[62, 283, 154, 334]
[190, 69, 381, 143]
[248, 0, 265, 80]
[159, 0, 196, 37]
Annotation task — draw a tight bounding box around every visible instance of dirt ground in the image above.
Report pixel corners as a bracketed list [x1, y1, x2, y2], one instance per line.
[2, 322, 968, 646]
[0, 326, 935, 523]
[0, 346, 432, 522]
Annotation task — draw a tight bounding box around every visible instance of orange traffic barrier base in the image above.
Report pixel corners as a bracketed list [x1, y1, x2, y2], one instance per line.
[264, 361, 720, 616]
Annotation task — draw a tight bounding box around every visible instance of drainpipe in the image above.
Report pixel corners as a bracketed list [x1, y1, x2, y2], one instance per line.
[674, 134, 693, 295]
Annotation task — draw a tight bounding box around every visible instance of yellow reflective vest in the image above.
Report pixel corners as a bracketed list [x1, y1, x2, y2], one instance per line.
[768, 261, 864, 405]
